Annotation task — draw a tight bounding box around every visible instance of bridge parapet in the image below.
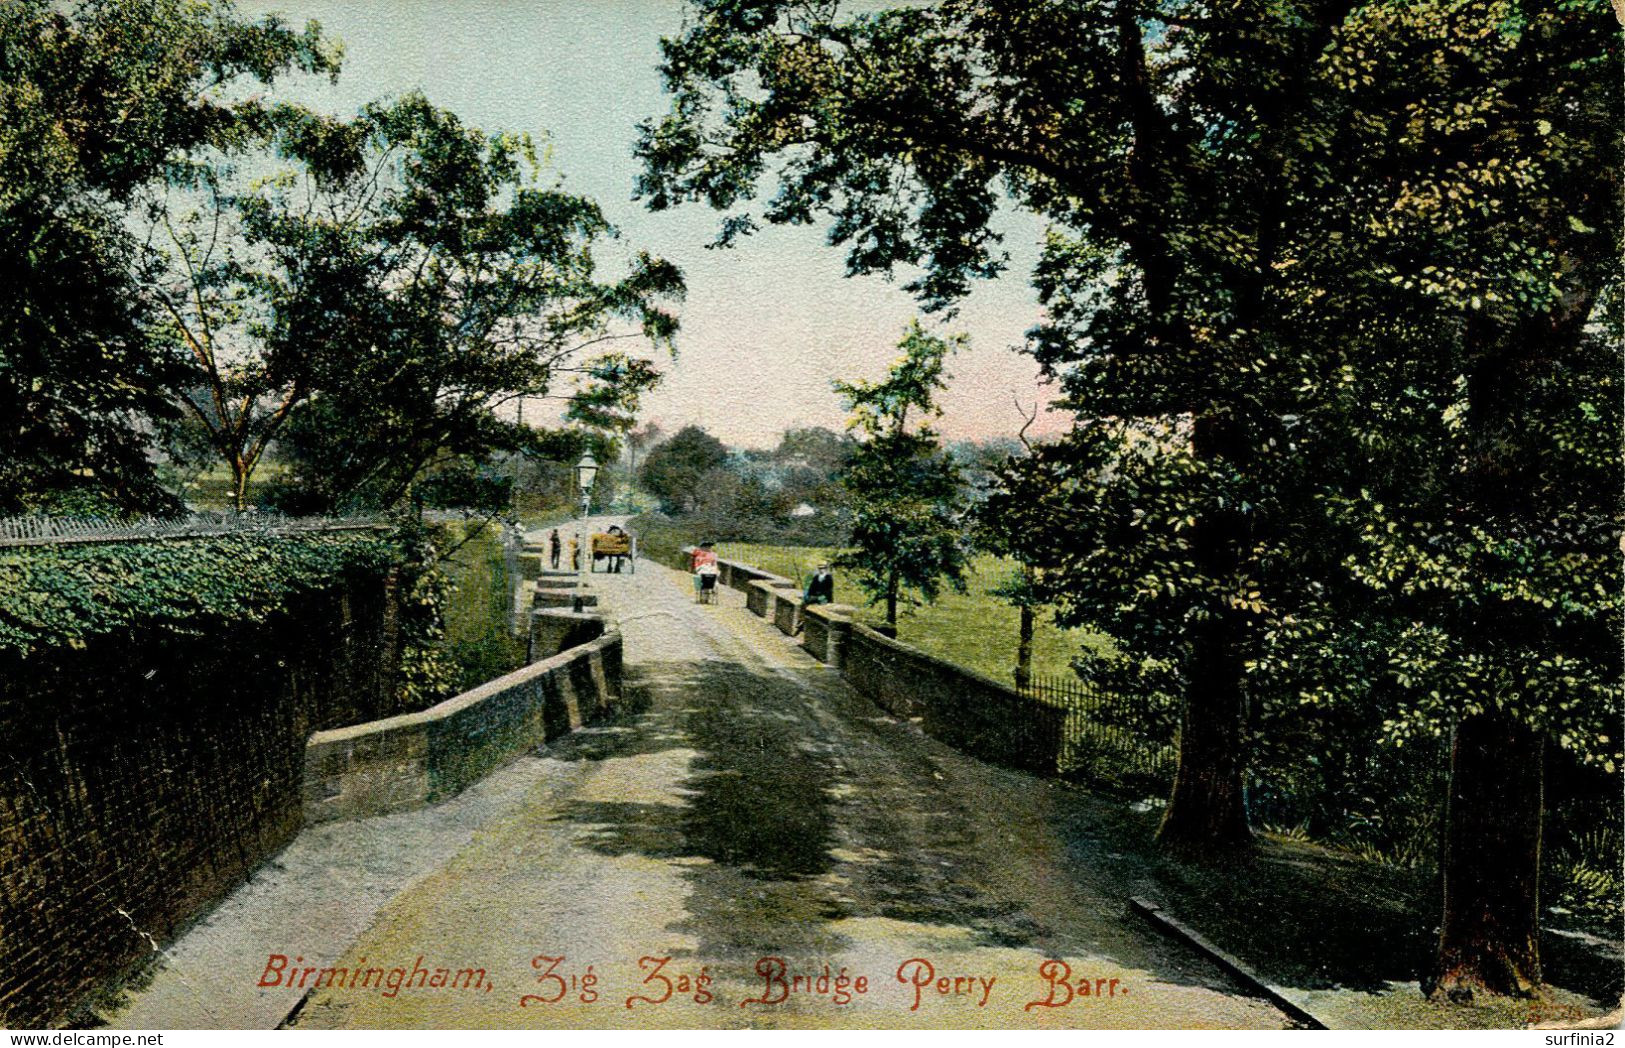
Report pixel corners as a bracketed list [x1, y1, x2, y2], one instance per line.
[304, 625, 622, 824]
[800, 603, 855, 667]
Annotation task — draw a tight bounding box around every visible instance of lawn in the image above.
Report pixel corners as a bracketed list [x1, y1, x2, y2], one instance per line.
[438, 520, 527, 692]
[715, 541, 1112, 686]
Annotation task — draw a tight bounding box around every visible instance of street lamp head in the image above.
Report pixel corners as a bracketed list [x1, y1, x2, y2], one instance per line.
[575, 451, 599, 493]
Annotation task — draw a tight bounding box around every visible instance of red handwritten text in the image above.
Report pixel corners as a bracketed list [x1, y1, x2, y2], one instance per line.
[894, 957, 996, 1010]
[740, 957, 869, 1007]
[520, 954, 599, 1006]
[625, 955, 714, 1008]
[1023, 959, 1125, 1011]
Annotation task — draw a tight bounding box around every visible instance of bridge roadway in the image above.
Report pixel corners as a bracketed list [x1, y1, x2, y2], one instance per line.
[107, 523, 1291, 1030]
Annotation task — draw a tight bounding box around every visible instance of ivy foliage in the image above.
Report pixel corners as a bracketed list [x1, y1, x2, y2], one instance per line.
[0, 531, 400, 658]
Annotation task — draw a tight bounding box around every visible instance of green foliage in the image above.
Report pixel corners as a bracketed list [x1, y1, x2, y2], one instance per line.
[416, 462, 515, 515]
[726, 540, 1111, 680]
[624, 513, 687, 568]
[152, 92, 681, 513]
[393, 546, 460, 710]
[1547, 827, 1623, 927]
[637, 424, 858, 544]
[639, 425, 730, 515]
[0, 0, 338, 514]
[642, 0, 1622, 862]
[435, 520, 527, 694]
[834, 322, 970, 626]
[0, 531, 398, 657]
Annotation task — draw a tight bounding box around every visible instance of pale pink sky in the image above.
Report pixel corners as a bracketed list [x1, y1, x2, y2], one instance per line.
[251, 0, 1072, 449]
[627, 219, 1071, 449]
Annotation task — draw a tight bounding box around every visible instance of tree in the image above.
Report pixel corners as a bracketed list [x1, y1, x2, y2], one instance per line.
[622, 421, 665, 506]
[189, 94, 681, 513]
[0, 0, 338, 513]
[1242, 2, 1622, 997]
[637, 0, 1367, 854]
[772, 426, 857, 543]
[640, 425, 729, 514]
[636, 0, 1620, 993]
[974, 403, 1047, 689]
[834, 322, 969, 629]
[497, 427, 621, 519]
[142, 166, 330, 513]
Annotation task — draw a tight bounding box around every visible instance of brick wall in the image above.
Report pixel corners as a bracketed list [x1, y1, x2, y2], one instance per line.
[0, 574, 398, 1029]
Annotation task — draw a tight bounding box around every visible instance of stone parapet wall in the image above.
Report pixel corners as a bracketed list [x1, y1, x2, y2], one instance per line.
[668, 547, 781, 597]
[837, 620, 922, 719]
[304, 629, 621, 824]
[800, 603, 856, 668]
[528, 607, 606, 663]
[842, 624, 1063, 776]
[770, 587, 802, 634]
[746, 578, 796, 617]
[722, 559, 776, 594]
[698, 550, 1068, 778]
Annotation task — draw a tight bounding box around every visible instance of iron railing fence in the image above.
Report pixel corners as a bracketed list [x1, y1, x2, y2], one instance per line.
[1017, 672, 1178, 792]
[0, 512, 390, 548]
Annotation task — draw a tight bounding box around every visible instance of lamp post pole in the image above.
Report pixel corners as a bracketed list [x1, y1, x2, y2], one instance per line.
[573, 452, 598, 608]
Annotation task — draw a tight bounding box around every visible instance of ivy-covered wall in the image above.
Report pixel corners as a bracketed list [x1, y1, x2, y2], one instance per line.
[438, 521, 528, 693]
[0, 531, 404, 1028]
[0, 530, 400, 656]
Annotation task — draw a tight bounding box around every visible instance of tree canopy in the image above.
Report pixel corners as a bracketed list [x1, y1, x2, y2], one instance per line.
[640, 425, 731, 515]
[186, 93, 682, 513]
[639, 0, 1621, 995]
[0, 0, 683, 519]
[834, 321, 970, 628]
[0, 0, 339, 513]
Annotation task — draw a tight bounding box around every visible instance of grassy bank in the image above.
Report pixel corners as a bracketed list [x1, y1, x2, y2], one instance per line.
[712, 540, 1111, 686]
[437, 520, 527, 693]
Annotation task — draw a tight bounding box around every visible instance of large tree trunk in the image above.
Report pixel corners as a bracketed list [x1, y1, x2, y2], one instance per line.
[1158, 414, 1253, 856]
[1157, 609, 1252, 854]
[1429, 712, 1544, 1000]
[1428, 301, 1588, 998]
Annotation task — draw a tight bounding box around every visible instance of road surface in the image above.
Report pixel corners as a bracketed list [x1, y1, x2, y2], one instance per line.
[284, 546, 1290, 1029]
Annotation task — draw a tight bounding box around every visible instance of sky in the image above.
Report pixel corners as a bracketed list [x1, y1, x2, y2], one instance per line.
[243, 0, 1068, 449]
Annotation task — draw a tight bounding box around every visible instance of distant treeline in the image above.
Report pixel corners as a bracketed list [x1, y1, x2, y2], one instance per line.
[633, 422, 1019, 547]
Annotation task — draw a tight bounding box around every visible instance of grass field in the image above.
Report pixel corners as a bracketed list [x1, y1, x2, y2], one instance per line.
[715, 541, 1112, 686]
[438, 520, 527, 692]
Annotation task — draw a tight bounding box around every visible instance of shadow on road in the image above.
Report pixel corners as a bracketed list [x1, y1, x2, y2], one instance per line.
[544, 645, 1621, 1014]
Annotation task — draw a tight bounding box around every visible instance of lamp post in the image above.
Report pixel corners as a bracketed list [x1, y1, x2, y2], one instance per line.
[574, 451, 598, 518]
[573, 452, 598, 604]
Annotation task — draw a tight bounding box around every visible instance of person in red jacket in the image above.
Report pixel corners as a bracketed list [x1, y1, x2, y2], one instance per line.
[691, 542, 719, 603]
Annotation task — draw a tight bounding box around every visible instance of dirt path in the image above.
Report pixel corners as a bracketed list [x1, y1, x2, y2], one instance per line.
[288, 558, 1289, 1029]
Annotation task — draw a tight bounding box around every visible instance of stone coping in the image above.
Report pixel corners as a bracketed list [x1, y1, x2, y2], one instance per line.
[308, 629, 620, 747]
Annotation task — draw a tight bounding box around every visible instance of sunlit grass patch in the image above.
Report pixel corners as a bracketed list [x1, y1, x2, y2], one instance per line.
[716, 541, 1109, 686]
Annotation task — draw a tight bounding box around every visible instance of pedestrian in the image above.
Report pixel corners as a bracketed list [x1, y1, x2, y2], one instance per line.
[570, 536, 580, 571]
[549, 528, 561, 569]
[795, 562, 834, 634]
[692, 541, 719, 604]
[607, 524, 627, 573]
